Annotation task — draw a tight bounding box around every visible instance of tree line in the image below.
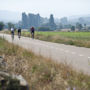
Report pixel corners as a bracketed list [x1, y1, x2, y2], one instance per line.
[0, 12, 90, 31]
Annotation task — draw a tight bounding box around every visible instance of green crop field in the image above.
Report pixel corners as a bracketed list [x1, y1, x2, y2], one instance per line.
[21, 31, 90, 40]
[2, 30, 90, 48]
[21, 31, 90, 48]
[35, 31, 90, 40]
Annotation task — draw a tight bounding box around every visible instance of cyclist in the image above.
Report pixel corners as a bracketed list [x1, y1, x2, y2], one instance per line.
[18, 27, 21, 39]
[30, 27, 35, 39]
[11, 27, 14, 40]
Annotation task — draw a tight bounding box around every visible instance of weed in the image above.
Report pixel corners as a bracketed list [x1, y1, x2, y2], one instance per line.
[0, 38, 90, 90]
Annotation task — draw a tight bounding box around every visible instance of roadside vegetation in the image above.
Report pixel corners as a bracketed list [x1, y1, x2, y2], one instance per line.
[0, 37, 90, 90]
[23, 31, 90, 48]
[2, 30, 90, 48]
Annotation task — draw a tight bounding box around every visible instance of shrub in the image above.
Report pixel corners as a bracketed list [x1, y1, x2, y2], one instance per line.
[38, 27, 51, 31]
[0, 22, 4, 31]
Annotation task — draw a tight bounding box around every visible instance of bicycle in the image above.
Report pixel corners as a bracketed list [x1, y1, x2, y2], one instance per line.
[31, 32, 34, 39]
[11, 31, 14, 41]
[18, 32, 21, 39]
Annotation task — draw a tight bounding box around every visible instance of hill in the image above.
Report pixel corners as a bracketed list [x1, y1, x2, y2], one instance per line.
[0, 10, 21, 23]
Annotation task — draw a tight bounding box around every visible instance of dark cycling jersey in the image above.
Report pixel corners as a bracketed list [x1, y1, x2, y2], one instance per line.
[18, 28, 21, 39]
[30, 27, 35, 39]
[31, 27, 35, 33]
[18, 29, 21, 33]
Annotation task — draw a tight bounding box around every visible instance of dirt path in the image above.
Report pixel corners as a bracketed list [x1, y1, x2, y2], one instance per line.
[0, 33, 90, 75]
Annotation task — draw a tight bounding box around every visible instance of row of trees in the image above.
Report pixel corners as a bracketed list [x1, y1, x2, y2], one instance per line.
[58, 22, 87, 31]
[36, 15, 87, 31]
[0, 22, 15, 31]
[0, 21, 88, 31]
[41, 14, 56, 30]
[0, 13, 89, 31]
[0, 22, 4, 30]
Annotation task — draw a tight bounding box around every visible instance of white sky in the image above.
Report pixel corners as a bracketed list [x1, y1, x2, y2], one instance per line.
[0, 0, 90, 18]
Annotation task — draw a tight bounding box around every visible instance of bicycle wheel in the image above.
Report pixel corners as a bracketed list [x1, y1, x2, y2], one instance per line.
[32, 33, 34, 39]
[18, 32, 21, 39]
[12, 32, 14, 40]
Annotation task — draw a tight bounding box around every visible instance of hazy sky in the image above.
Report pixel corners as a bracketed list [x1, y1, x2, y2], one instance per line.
[0, 0, 90, 18]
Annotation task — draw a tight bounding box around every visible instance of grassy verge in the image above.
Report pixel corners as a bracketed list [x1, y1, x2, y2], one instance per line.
[1, 30, 90, 48]
[33, 31, 90, 48]
[0, 38, 90, 90]
[22, 31, 90, 48]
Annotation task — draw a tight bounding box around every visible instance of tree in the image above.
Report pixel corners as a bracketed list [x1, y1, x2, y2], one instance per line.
[38, 27, 51, 31]
[0, 22, 4, 31]
[79, 17, 85, 24]
[63, 24, 72, 29]
[60, 17, 68, 25]
[71, 26, 75, 31]
[7, 22, 15, 30]
[84, 24, 86, 30]
[87, 27, 90, 31]
[76, 23, 83, 31]
[59, 23, 63, 29]
[78, 24, 82, 30]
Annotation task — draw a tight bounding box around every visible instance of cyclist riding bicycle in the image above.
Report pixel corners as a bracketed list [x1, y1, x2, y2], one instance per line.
[11, 27, 14, 40]
[18, 27, 21, 39]
[30, 27, 35, 39]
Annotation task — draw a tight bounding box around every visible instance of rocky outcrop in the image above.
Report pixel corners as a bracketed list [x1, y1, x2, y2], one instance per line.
[0, 56, 29, 90]
[0, 56, 6, 71]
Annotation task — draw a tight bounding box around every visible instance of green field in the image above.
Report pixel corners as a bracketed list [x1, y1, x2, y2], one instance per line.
[2, 30, 90, 48]
[35, 31, 90, 40]
[21, 31, 90, 48]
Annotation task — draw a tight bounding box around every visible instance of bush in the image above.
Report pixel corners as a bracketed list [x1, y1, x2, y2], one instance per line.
[38, 27, 51, 31]
[71, 26, 75, 31]
[0, 22, 4, 31]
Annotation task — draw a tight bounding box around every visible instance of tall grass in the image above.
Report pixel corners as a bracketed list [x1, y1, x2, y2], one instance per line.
[21, 31, 90, 48]
[35, 31, 90, 48]
[1, 30, 90, 48]
[0, 38, 90, 90]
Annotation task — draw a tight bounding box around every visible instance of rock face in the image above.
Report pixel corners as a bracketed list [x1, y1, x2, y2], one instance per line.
[0, 56, 6, 71]
[0, 71, 29, 90]
[0, 56, 29, 90]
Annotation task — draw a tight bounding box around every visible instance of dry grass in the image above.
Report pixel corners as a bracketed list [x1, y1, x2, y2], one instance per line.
[0, 38, 90, 90]
[35, 34, 90, 48]
[19, 31, 90, 48]
[2, 30, 90, 48]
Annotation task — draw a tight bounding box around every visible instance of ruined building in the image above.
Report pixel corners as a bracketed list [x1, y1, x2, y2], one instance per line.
[22, 12, 42, 29]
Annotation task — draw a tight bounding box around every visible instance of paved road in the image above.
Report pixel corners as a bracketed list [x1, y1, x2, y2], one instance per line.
[0, 34, 90, 75]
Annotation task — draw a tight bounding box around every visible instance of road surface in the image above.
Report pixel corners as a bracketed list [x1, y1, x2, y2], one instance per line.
[0, 34, 90, 75]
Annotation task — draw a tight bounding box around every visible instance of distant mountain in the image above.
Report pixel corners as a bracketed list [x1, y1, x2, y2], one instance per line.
[0, 10, 21, 23]
[68, 14, 90, 21]
[0, 10, 90, 25]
